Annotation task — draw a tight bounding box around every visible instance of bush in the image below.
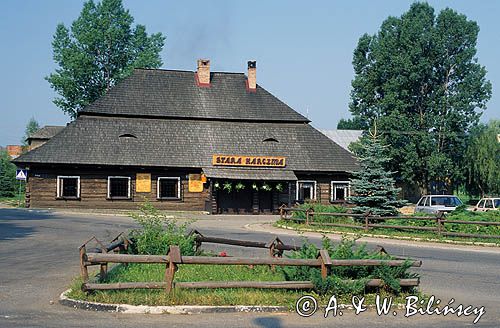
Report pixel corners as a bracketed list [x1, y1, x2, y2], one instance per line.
[279, 235, 418, 295]
[293, 202, 347, 223]
[128, 201, 196, 255]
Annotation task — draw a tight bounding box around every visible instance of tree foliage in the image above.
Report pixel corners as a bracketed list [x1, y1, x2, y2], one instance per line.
[349, 128, 407, 216]
[464, 120, 500, 196]
[46, 0, 165, 118]
[337, 116, 368, 130]
[349, 3, 491, 194]
[0, 151, 17, 198]
[22, 117, 40, 147]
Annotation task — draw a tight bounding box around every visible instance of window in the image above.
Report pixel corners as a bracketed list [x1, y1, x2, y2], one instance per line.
[57, 176, 80, 198]
[430, 196, 462, 207]
[331, 181, 350, 202]
[494, 199, 500, 209]
[477, 200, 485, 209]
[107, 176, 131, 199]
[296, 180, 316, 202]
[485, 199, 494, 209]
[157, 177, 181, 199]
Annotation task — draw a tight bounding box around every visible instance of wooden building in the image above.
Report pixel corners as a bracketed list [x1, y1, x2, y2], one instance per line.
[14, 60, 358, 213]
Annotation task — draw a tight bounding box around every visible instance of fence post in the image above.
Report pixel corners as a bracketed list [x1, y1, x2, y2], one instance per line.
[266, 237, 285, 271]
[364, 211, 371, 232]
[309, 208, 314, 224]
[318, 249, 332, 279]
[165, 245, 181, 293]
[436, 212, 445, 236]
[305, 208, 310, 225]
[79, 245, 89, 282]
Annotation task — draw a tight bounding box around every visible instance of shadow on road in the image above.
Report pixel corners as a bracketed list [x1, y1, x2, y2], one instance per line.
[0, 208, 54, 241]
[0, 221, 35, 241]
[253, 316, 283, 328]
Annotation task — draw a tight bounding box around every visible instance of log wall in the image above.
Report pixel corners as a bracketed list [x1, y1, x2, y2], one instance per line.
[27, 166, 209, 210]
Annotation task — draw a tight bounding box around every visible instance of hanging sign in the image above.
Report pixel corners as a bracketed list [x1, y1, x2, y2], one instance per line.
[136, 173, 151, 192]
[189, 174, 204, 192]
[212, 155, 286, 168]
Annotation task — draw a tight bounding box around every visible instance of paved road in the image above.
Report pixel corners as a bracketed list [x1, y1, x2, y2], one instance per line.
[0, 207, 499, 327]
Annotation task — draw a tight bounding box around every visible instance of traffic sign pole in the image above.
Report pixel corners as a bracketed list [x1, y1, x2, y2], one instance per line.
[18, 180, 22, 207]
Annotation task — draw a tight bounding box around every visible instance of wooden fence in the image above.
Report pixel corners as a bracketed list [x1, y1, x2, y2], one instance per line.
[279, 207, 500, 240]
[78, 234, 421, 293]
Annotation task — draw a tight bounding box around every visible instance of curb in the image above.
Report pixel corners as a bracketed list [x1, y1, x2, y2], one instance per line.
[59, 289, 289, 314]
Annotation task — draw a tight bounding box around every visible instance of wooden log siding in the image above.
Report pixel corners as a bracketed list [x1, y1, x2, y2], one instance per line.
[27, 168, 209, 210]
[280, 207, 500, 240]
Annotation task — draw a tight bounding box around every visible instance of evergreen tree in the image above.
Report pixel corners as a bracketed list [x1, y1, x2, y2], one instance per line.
[350, 126, 406, 216]
[0, 150, 17, 198]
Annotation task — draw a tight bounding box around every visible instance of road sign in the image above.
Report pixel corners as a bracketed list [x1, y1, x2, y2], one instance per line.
[16, 169, 27, 181]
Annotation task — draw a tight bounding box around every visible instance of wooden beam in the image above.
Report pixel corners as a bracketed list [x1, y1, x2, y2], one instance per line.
[82, 278, 420, 291]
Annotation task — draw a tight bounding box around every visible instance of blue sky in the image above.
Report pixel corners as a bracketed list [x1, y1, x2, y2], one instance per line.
[1, 0, 499, 145]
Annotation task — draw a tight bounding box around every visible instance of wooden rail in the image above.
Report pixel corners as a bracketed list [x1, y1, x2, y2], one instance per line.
[80, 241, 421, 293]
[279, 206, 500, 240]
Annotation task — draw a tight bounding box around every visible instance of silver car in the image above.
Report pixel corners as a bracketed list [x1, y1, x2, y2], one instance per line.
[415, 195, 463, 214]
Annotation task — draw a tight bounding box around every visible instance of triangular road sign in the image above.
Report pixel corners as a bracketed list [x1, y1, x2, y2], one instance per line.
[16, 169, 27, 180]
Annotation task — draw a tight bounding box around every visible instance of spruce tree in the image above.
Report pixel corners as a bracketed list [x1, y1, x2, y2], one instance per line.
[350, 127, 407, 216]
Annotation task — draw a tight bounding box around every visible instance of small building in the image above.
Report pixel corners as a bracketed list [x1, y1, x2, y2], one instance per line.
[320, 129, 363, 153]
[14, 60, 358, 213]
[27, 125, 65, 150]
[6, 145, 23, 159]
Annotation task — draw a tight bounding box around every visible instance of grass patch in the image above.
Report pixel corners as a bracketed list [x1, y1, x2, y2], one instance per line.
[0, 195, 25, 207]
[279, 207, 500, 244]
[67, 264, 419, 308]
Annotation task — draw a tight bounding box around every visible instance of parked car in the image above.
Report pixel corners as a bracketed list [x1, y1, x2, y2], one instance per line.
[473, 197, 500, 212]
[415, 195, 463, 214]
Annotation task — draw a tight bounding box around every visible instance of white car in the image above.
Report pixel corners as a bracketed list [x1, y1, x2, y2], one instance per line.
[473, 198, 500, 212]
[415, 195, 463, 214]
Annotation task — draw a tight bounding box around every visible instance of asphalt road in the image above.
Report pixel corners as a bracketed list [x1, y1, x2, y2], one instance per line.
[0, 207, 499, 327]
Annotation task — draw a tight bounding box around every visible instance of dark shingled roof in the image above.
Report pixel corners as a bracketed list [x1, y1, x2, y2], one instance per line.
[27, 125, 65, 140]
[14, 115, 358, 172]
[80, 69, 309, 123]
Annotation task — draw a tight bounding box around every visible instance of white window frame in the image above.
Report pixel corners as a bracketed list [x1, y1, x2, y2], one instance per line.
[157, 177, 181, 200]
[56, 176, 80, 198]
[330, 181, 350, 202]
[107, 176, 131, 199]
[296, 180, 317, 201]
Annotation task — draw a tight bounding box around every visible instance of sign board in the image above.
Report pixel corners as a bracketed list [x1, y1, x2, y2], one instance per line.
[497, 133, 500, 143]
[212, 155, 286, 168]
[188, 174, 204, 193]
[16, 169, 27, 181]
[136, 173, 151, 193]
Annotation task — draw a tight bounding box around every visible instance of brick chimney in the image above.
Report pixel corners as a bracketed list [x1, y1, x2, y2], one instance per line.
[196, 59, 210, 87]
[246, 60, 256, 92]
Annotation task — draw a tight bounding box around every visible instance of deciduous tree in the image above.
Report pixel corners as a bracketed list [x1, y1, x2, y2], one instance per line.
[464, 120, 500, 196]
[22, 117, 40, 147]
[349, 3, 491, 194]
[46, 0, 165, 118]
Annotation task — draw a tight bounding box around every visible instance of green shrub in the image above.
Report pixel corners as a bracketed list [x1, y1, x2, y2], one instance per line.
[293, 202, 348, 223]
[279, 235, 418, 295]
[128, 201, 196, 255]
